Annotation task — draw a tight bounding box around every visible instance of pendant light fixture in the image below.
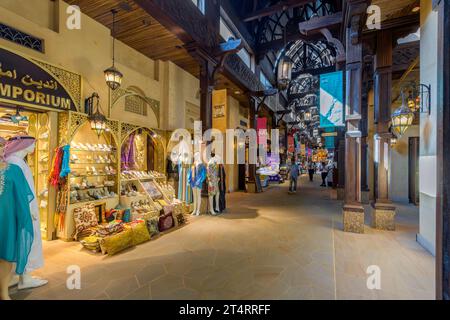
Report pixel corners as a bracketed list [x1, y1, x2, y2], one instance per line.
[277, 18, 293, 90]
[87, 93, 107, 137]
[391, 92, 414, 136]
[104, 9, 123, 90]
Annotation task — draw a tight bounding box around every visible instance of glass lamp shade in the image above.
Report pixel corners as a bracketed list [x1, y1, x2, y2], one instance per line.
[304, 110, 311, 122]
[391, 99, 415, 136]
[104, 66, 123, 90]
[277, 56, 293, 90]
[89, 110, 107, 137]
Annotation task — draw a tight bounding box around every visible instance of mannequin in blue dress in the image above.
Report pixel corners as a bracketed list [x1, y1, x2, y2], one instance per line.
[0, 140, 34, 300]
[188, 152, 206, 216]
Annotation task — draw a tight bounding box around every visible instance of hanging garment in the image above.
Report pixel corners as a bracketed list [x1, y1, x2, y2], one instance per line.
[6, 155, 44, 273]
[48, 147, 63, 186]
[207, 161, 219, 196]
[0, 163, 34, 275]
[188, 163, 207, 189]
[218, 164, 226, 212]
[60, 144, 71, 178]
[121, 133, 136, 170]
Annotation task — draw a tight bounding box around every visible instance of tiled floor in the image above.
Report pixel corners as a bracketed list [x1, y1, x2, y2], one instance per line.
[10, 175, 435, 300]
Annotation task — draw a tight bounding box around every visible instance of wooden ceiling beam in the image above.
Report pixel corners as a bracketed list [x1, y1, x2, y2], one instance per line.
[242, 0, 315, 22]
[298, 11, 343, 34]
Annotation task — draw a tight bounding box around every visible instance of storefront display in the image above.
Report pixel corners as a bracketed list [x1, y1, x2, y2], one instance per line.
[0, 107, 56, 240]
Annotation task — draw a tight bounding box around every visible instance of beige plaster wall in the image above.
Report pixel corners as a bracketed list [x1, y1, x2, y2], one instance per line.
[0, 0, 199, 132]
[418, 0, 438, 255]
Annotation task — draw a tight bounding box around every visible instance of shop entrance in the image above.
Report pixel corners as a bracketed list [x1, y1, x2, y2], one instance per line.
[0, 104, 53, 240]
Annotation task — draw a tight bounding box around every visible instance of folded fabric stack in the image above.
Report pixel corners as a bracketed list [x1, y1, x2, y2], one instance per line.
[80, 235, 102, 253]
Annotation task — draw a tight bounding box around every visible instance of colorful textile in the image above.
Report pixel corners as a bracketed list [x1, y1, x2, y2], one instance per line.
[124, 220, 150, 246]
[48, 147, 63, 186]
[100, 229, 134, 255]
[188, 163, 207, 189]
[207, 161, 219, 196]
[4, 135, 35, 158]
[73, 203, 98, 240]
[0, 164, 34, 275]
[60, 144, 71, 178]
[6, 154, 43, 273]
[121, 133, 136, 170]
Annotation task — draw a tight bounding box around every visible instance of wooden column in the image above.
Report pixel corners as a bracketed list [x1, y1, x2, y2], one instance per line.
[199, 58, 215, 132]
[342, 13, 365, 233]
[371, 30, 396, 230]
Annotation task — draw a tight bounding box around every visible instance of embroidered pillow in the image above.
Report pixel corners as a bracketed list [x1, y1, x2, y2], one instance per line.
[73, 203, 98, 240]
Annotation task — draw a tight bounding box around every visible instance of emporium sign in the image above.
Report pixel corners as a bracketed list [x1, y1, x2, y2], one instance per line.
[0, 47, 77, 111]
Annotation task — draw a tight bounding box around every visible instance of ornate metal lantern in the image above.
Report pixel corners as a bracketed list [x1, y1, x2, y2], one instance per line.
[391, 92, 414, 136]
[87, 93, 107, 137]
[104, 9, 123, 90]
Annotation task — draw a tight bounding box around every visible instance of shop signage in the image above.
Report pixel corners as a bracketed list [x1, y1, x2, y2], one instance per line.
[257, 117, 267, 146]
[0, 47, 77, 111]
[319, 71, 344, 128]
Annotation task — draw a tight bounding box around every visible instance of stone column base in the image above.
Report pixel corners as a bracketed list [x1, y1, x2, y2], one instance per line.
[343, 204, 365, 233]
[371, 202, 396, 230]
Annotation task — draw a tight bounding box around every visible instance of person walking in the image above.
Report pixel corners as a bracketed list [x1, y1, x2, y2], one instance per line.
[320, 162, 328, 187]
[289, 157, 300, 193]
[308, 161, 315, 182]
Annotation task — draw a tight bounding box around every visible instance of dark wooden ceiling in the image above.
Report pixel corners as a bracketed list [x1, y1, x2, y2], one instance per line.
[65, 0, 200, 76]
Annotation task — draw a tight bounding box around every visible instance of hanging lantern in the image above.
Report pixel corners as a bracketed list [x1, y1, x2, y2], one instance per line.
[304, 109, 311, 122]
[277, 55, 293, 90]
[104, 9, 123, 90]
[104, 66, 123, 90]
[88, 93, 107, 137]
[391, 92, 415, 136]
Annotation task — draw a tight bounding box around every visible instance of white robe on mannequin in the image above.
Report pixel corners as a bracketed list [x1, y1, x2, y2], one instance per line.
[6, 155, 44, 273]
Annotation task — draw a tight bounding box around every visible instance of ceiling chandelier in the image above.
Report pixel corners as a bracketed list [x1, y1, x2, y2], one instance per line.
[104, 9, 123, 90]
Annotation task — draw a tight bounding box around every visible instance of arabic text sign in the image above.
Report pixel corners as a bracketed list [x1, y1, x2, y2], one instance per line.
[319, 71, 344, 128]
[0, 47, 76, 111]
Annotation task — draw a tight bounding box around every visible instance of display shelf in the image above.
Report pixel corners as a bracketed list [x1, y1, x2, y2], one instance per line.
[70, 174, 117, 178]
[71, 149, 117, 153]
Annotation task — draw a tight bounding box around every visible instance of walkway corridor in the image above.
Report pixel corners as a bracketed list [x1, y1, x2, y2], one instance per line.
[11, 175, 434, 300]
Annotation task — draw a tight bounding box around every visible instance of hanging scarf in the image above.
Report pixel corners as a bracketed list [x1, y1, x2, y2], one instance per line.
[0, 138, 5, 196]
[48, 147, 63, 187]
[60, 144, 71, 178]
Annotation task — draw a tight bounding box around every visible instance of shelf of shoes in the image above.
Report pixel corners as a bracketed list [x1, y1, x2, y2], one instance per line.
[68, 141, 119, 204]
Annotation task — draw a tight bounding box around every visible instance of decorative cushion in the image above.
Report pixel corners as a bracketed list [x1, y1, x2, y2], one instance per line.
[173, 212, 185, 228]
[124, 220, 151, 246]
[100, 229, 134, 255]
[159, 213, 174, 232]
[80, 236, 101, 252]
[105, 209, 117, 223]
[146, 216, 160, 237]
[73, 203, 98, 240]
[95, 221, 124, 238]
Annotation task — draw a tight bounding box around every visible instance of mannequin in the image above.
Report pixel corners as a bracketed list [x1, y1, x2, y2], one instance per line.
[0, 137, 34, 300]
[5, 136, 48, 290]
[188, 152, 206, 216]
[207, 152, 221, 215]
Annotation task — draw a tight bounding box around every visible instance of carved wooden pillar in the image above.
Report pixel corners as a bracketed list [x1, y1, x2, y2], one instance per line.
[342, 13, 365, 233]
[371, 30, 396, 230]
[199, 58, 215, 132]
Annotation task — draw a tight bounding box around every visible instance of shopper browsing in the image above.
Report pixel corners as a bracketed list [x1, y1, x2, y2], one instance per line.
[289, 157, 300, 193]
